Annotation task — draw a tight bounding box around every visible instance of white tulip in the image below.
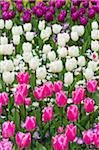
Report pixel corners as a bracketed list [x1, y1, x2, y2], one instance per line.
[22, 42, 32, 53]
[57, 47, 67, 58]
[77, 25, 84, 36]
[78, 56, 86, 67]
[91, 30, 98, 40]
[47, 51, 56, 61]
[92, 21, 98, 30]
[23, 52, 33, 63]
[43, 44, 52, 54]
[49, 60, 63, 73]
[25, 32, 34, 41]
[88, 61, 97, 72]
[0, 36, 8, 45]
[72, 25, 78, 32]
[3, 71, 15, 84]
[71, 31, 79, 41]
[23, 23, 32, 32]
[64, 72, 73, 85]
[65, 58, 77, 71]
[52, 24, 62, 34]
[0, 44, 13, 55]
[40, 27, 52, 41]
[57, 33, 70, 47]
[36, 66, 47, 79]
[13, 35, 20, 45]
[91, 40, 99, 51]
[2, 60, 14, 72]
[5, 20, 13, 30]
[84, 68, 94, 80]
[0, 19, 4, 29]
[12, 26, 23, 35]
[68, 46, 79, 57]
[29, 57, 39, 70]
[38, 20, 45, 31]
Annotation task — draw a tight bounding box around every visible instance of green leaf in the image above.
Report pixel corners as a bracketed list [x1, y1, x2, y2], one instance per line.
[35, 141, 47, 150]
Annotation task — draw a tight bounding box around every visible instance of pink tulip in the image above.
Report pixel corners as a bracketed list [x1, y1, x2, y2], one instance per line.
[14, 92, 25, 106]
[52, 134, 68, 150]
[34, 86, 44, 101]
[16, 72, 30, 84]
[67, 105, 78, 122]
[25, 97, 31, 106]
[93, 133, 99, 148]
[16, 132, 31, 149]
[0, 139, 13, 150]
[82, 130, 94, 145]
[58, 126, 64, 134]
[87, 80, 98, 93]
[84, 98, 94, 113]
[65, 124, 76, 142]
[56, 91, 67, 107]
[0, 103, 2, 115]
[72, 87, 85, 104]
[24, 116, 36, 131]
[54, 81, 63, 93]
[42, 106, 54, 123]
[42, 82, 53, 98]
[2, 121, 15, 138]
[16, 84, 29, 97]
[0, 92, 9, 106]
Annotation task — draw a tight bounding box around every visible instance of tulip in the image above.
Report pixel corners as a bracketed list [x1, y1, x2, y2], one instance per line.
[52, 134, 68, 150]
[16, 132, 31, 149]
[71, 6, 77, 14]
[0, 139, 13, 150]
[88, 9, 95, 19]
[93, 133, 99, 148]
[24, 116, 36, 131]
[82, 130, 94, 145]
[42, 106, 54, 123]
[65, 124, 76, 142]
[25, 97, 31, 106]
[36, 8, 43, 18]
[58, 13, 65, 22]
[0, 92, 9, 106]
[54, 81, 63, 93]
[72, 87, 85, 104]
[67, 105, 78, 122]
[84, 98, 94, 113]
[42, 82, 53, 98]
[58, 126, 64, 134]
[45, 11, 53, 22]
[16, 72, 30, 84]
[2, 121, 15, 138]
[16, 84, 29, 97]
[56, 91, 67, 107]
[87, 80, 98, 93]
[80, 16, 88, 26]
[71, 11, 78, 21]
[34, 86, 44, 101]
[0, 103, 2, 115]
[14, 92, 24, 106]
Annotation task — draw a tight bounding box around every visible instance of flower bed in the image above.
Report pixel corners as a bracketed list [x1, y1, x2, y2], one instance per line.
[0, 0, 99, 149]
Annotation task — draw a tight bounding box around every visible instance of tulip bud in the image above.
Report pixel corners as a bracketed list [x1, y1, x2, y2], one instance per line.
[87, 80, 98, 93]
[54, 81, 63, 93]
[42, 106, 54, 123]
[16, 72, 30, 84]
[56, 91, 67, 107]
[67, 105, 78, 122]
[82, 130, 94, 145]
[84, 98, 94, 113]
[65, 124, 76, 142]
[24, 116, 36, 131]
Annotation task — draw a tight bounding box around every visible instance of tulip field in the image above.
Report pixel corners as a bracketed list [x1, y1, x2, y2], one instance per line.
[0, 0, 99, 150]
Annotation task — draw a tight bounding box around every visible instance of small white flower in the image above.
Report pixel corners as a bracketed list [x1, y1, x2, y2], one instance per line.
[43, 44, 52, 54]
[38, 20, 45, 31]
[22, 42, 32, 53]
[47, 51, 56, 61]
[64, 72, 73, 85]
[52, 24, 62, 34]
[91, 30, 98, 40]
[78, 56, 86, 67]
[25, 32, 34, 41]
[49, 60, 63, 73]
[23, 52, 33, 63]
[3, 71, 15, 84]
[0, 19, 4, 29]
[91, 40, 99, 51]
[57, 47, 67, 58]
[0, 36, 8, 45]
[65, 58, 77, 71]
[71, 31, 79, 41]
[84, 68, 94, 80]
[29, 57, 39, 70]
[36, 66, 47, 79]
[5, 20, 13, 30]
[13, 35, 20, 45]
[77, 25, 84, 36]
[23, 23, 32, 32]
[92, 21, 98, 30]
[68, 46, 79, 57]
[88, 61, 97, 72]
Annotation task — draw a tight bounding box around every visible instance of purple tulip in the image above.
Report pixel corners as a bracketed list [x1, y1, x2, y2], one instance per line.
[1, 2, 10, 11]
[45, 11, 53, 22]
[88, 9, 95, 19]
[50, 0, 55, 7]
[38, 2, 45, 7]
[36, 8, 43, 17]
[29, 0, 35, 3]
[56, 1, 62, 9]
[49, 6, 55, 14]
[2, 11, 9, 20]
[23, 9, 31, 22]
[71, 11, 78, 21]
[58, 13, 65, 22]
[61, 10, 67, 17]
[42, 6, 49, 14]
[8, 11, 16, 19]
[71, 6, 77, 14]
[78, 7, 86, 17]
[32, 6, 37, 14]
[61, 0, 66, 5]
[80, 17, 88, 26]
[72, 0, 81, 6]
[16, 4, 23, 13]
[83, 1, 89, 8]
